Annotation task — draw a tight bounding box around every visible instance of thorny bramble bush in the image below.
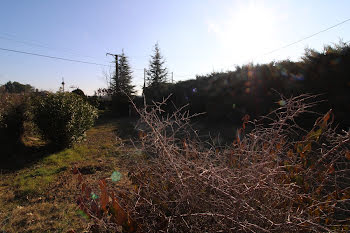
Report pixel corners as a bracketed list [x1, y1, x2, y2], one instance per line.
[76, 94, 350, 232]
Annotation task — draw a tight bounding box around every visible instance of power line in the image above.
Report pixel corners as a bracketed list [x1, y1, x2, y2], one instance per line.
[1, 17, 349, 80]
[0, 32, 151, 61]
[0, 33, 109, 61]
[263, 17, 350, 56]
[0, 47, 112, 67]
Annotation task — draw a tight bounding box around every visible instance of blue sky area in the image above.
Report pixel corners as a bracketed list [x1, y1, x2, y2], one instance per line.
[0, 0, 349, 95]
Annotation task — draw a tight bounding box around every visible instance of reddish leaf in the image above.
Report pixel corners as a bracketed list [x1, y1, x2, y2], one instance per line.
[138, 130, 146, 139]
[328, 164, 335, 174]
[111, 194, 128, 225]
[91, 201, 100, 218]
[77, 173, 83, 185]
[276, 143, 281, 151]
[323, 110, 331, 125]
[302, 143, 312, 154]
[72, 166, 78, 174]
[183, 140, 188, 149]
[81, 183, 86, 195]
[85, 187, 92, 200]
[345, 151, 350, 160]
[236, 129, 241, 144]
[99, 179, 108, 212]
[127, 214, 137, 232]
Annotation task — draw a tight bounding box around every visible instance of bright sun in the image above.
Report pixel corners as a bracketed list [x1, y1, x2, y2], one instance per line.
[209, 2, 278, 64]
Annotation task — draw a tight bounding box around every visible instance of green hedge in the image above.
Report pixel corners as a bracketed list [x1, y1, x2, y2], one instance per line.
[33, 92, 98, 148]
[0, 94, 29, 154]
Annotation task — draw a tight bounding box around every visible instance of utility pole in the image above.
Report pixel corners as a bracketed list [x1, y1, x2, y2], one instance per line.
[106, 53, 119, 93]
[171, 72, 173, 83]
[142, 68, 147, 97]
[143, 68, 146, 89]
[61, 77, 65, 92]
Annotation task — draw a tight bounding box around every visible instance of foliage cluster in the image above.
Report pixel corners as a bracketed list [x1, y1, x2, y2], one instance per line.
[107, 51, 136, 116]
[117, 51, 136, 98]
[79, 95, 350, 232]
[96, 43, 169, 115]
[141, 43, 171, 105]
[0, 81, 35, 94]
[0, 93, 30, 154]
[33, 92, 98, 148]
[146, 43, 168, 87]
[145, 41, 350, 129]
[71, 88, 86, 98]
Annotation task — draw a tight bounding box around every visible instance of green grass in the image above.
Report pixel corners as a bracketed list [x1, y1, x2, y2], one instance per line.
[14, 145, 90, 197]
[42, 145, 90, 165]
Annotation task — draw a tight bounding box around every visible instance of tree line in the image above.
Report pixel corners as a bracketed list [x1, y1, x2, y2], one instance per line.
[99, 40, 349, 130]
[2, 40, 349, 129]
[115, 41, 350, 130]
[0, 81, 35, 94]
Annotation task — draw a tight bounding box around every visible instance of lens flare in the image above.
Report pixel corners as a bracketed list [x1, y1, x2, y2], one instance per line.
[111, 171, 122, 182]
[278, 100, 286, 106]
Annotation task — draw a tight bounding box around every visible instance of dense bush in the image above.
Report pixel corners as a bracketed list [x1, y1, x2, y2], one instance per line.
[33, 92, 98, 148]
[0, 81, 35, 94]
[127, 95, 350, 232]
[143, 41, 350, 130]
[71, 88, 86, 98]
[76, 95, 350, 232]
[0, 94, 29, 154]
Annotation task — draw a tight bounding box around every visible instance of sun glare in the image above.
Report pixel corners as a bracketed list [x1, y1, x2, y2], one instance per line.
[209, 3, 278, 64]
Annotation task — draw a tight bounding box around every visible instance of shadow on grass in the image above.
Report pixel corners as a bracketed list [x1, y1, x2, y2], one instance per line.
[112, 118, 139, 140]
[96, 115, 139, 141]
[0, 143, 62, 174]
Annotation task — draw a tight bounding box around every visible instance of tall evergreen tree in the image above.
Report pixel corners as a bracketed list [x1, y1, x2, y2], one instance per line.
[147, 43, 168, 87]
[109, 50, 135, 116]
[110, 50, 135, 97]
[117, 50, 135, 97]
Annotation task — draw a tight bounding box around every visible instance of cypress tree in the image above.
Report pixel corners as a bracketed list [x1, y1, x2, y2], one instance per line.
[110, 50, 135, 116]
[147, 43, 168, 87]
[118, 50, 135, 97]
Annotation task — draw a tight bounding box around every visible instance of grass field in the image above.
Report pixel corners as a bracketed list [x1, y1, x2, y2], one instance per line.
[0, 117, 139, 232]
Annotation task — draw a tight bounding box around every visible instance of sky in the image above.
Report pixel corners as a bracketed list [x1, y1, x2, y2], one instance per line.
[0, 0, 349, 95]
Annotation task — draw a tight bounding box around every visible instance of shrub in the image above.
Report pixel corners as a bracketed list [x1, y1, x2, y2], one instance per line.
[71, 88, 86, 98]
[33, 92, 98, 148]
[0, 93, 29, 154]
[122, 95, 349, 232]
[73, 95, 349, 232]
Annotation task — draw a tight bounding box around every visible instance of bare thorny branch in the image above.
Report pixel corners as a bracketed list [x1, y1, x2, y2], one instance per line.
[103, 94, 350, 232]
